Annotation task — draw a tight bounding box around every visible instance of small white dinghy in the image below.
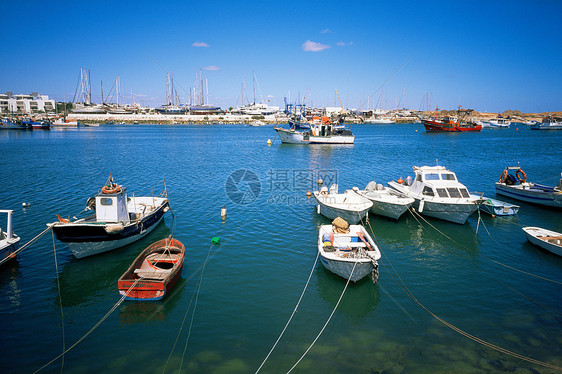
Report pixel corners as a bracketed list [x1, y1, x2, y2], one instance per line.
[313, 185, 372, 224]
[318, 218, 381, 283]
[352, 182, 414, 220]
[522, 227, 562, 256]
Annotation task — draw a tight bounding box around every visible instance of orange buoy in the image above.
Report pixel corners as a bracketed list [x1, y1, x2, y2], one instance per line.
[397, 178, 403, 184]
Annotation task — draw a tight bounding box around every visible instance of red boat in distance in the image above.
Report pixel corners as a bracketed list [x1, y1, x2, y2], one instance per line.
[118, 236, 185, 301]
[422, 109, 481, 132]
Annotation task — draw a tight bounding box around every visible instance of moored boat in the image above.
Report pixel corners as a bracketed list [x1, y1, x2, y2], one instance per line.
[274, 114, 355, 144]
[52, 117, 79, 127]
[495, 167, 562, 209]
[388, 165, 480, 224]
[522, 227, 562, 256]
[22, 118, 51, 129]
[313, 185, 372, 224]
[422, 109, 481, 132]
[530, 116, 562, 130]
[50, 174, 170, 258]
[318, 219, 380, 282]
[481, 117, 511, 128]
[470, 194, 519, 216]
[1, 117, 30, 130]
[352, 183, 414, 220]
[118, 236, 185, 300]
[0, 210, 20, 266]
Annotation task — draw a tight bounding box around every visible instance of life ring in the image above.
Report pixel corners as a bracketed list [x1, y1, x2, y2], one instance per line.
[499, 169, 508, 183]
[516, 169, 527, 183]
[102, 184, 122, 194]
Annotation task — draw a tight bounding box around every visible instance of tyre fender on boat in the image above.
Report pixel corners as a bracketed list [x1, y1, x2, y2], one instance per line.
[516, 169, 527, 183]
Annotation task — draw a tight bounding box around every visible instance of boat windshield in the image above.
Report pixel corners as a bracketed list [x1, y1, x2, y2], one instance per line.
[441, 173, 456, 181]
[424, 174, 440, 181]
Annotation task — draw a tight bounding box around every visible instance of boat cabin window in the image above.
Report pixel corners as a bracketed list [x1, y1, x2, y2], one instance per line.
[436, 188, 448, 198]
[100, 197, 113, 206]
[441, 173, 456, 181]
[459, 188, 470, 198]
[447, 188, 461, 198]
[424, 173, 440, 181]
[422, 186, 435, 196]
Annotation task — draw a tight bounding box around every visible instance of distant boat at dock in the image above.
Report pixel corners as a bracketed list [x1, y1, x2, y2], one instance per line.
[530, 116, 562, 130]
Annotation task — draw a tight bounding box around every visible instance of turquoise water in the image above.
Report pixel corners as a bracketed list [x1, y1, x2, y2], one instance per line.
[0, 124, 561, 373]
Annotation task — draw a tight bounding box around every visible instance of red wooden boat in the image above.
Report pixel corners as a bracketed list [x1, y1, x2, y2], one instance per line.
[422, 117, 482, 132]
[118, 236, 185, 301]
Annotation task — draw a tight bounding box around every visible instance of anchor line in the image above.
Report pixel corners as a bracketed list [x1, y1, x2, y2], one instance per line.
[0, 225, 54, 266]
[255, 249, 321, 373]
[365, 212, 562, 371]
[51, 231, 65, 374]
[286, 261, 357, 374]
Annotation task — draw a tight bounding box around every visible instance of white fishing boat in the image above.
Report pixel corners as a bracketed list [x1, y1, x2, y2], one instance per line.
[530, 116, 562, 130]
[249, 120, 265, 127]
[318, 220, 381, 282]
[0, 210, 20, 266]
[50, 174, 169, 258]
[363, 115, 395, 124]
[481, 117, 511, 128]
[522, 227, 562, 256]
[495, 167, 562, 208]
[352, 183, 414, 219]
[52, 118, 79, 127]
[470, 194, 519, 216]
[313, 185, 372, 224]
[388, 165, 479, 224]
[274, 115, 354, 144]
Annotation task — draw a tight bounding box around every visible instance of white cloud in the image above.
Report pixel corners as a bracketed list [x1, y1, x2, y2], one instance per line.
[321, 28, 333, 34]
[192, 41, 209, 47]
[302, 40, 330, 52]
[336, 41, 353, 46]
[203, 65, 220, 71]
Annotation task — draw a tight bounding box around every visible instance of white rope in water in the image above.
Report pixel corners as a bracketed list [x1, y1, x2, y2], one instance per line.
[255, 249, 321, 373]
[34, 277, 141, 373]
[51, 231, 66, 374]
[285, 261, 357, 374]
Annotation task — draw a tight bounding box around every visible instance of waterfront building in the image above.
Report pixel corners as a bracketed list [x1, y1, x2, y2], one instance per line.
[0, 92, 56, 114]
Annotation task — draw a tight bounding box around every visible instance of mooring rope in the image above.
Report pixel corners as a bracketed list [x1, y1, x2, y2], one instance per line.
[34, 277, 141, 373]
[255, 249, 321, 373]
[364, 219, 562, 371]
[0, 225, 54, 266]
[285, 261, 357, 373]
[51, 231, 66, 374]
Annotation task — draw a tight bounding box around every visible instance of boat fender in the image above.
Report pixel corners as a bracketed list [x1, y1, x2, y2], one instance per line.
[499, 169, 508, 183]
[419, 200, 425, 213]
[397, 178, 403, 184]
[317, 204, 321, 214]
[516, 169, 527, 183]
[105, 223, 124, 234]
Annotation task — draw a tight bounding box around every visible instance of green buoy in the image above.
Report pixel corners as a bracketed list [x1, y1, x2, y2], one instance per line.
[211, 236, 221, 244]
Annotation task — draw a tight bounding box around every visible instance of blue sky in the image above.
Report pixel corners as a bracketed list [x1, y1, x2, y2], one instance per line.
[1, 0, 561, 113]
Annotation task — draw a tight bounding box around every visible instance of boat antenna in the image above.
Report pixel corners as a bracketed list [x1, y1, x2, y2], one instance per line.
[436, 159, 439, 166]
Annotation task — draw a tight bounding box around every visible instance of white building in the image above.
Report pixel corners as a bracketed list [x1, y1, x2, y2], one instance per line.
[0, 92, 56, 114]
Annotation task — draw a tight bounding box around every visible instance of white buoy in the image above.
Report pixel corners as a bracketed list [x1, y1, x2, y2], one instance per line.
[221, 205, 227, 219]
[22, 202, 30, 208]
[267, 139, 272, 145]
[317, 179, 323, 185]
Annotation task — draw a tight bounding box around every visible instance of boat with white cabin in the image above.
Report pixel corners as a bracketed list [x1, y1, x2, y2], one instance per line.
[522, 227, 562, 256]
[352, 183, 414, 220]
[50, 174, 169, 258]
[313, 185, 372, 224]
[274, 115, 354, 144]
[318, 220, 380, 282]
[530, 116, 562, 130]
[388, 165, 480, 224]
[495, 167, 562, 209]
[481, 117, 511, 128]
[0, 210, 20, 266]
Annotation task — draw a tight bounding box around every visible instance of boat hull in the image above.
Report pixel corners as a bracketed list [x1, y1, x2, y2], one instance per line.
[274, 127, 355, 144]
[411, 199, 477, 224]
[422, 120, 481, 132]
[0, 237, 20, 266]
[319, 256, 374, 282]
[369, 200, 410, 219]
[522, 227, 562, 256]
[52, 200, 169, 258]
[495, 183, 562, 208]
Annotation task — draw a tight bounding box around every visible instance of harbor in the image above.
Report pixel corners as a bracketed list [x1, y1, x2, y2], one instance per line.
[1, 123, 561, 373]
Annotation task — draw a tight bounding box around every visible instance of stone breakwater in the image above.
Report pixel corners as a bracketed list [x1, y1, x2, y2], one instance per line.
[67, 113, 289, 124]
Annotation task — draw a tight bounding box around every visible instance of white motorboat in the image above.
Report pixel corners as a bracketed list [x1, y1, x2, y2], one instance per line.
[522, 227, 562, 256]
[352, 183, 414, 220]
[530, 116, 562, 130]
[318, 221, 381, 282]
[50, 174, 169, 258]
[481, 117, 511, 128]
[470, 194, 519, 216]
[363, 116, 395, 124]
[495, 167, 562, 209]
[0, 210, 20, 266]
[313, 185, 372, 224]
[388, 165, 479, 224]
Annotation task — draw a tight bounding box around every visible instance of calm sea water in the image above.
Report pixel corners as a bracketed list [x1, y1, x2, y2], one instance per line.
[0, 123, 561, 373]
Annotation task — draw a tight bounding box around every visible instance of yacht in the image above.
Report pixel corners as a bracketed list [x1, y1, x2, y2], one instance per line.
[388, 165, 480, 224]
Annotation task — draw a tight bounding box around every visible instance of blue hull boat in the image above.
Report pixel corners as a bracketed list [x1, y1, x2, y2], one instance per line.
[471, 194, 519, 216]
